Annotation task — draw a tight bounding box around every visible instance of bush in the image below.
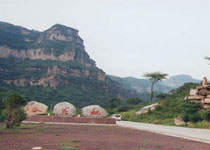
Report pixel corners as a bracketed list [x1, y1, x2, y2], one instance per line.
[126, 98, 142, 105]
[200, 109, 210, 122]
[181, 114, 189, 124]
[4, 94, 26, 129]
[109, 98, 122, 109]
[117, 105, 134, 112]
[155, 106, 162, 111]
[0, 96, 6, 122]
[13, 108, 26, 126]
[0, 111, 6, 122]
[189, 113, 201, 123]
[180, 101, 201, 123]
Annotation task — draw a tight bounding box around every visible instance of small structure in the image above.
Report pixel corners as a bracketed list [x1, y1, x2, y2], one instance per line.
[81, 105, 108, 117]
[53, 102, 77, 116]
[24, 101, 48, 116]
[185, 77, 210, 108]
[135, 103, 159, 115]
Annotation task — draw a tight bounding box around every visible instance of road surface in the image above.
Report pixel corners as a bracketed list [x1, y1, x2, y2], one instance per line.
[117, 121, 210, 144]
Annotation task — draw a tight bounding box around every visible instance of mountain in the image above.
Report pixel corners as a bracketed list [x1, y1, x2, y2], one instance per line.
[109, 75, 171, 94]
[109, 75, 200, 95]
[0, 21, 136, 107]
[160, 75, 200, 89]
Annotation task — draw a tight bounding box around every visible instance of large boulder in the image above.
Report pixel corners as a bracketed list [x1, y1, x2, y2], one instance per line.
[24, 101, 48, 116]
[174, 117, 185, 126]
[186, 95, 204, 100]
[81, 105, 108, 117]
[189, 89, 198, 96]
[53, 102, 77, 116]
[136, 103, 159, 115]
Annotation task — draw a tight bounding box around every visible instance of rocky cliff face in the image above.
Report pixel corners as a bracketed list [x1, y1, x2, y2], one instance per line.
[0, 22, 96, 67]
[0, 21, 134, 107]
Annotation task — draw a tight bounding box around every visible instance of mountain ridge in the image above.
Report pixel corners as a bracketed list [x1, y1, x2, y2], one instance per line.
[109, 74, 200, 95]
[0, 21, 136, 107]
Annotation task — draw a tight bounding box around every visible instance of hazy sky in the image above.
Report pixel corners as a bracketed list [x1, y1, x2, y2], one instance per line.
[1, 0, 210, 79]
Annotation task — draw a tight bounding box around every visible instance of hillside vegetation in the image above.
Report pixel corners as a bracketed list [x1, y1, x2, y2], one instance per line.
[117, 83, 210, 129]
[0, 21, 138, 108]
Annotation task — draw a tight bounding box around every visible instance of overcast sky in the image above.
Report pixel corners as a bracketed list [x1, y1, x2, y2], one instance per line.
[1, 0, 210, 79]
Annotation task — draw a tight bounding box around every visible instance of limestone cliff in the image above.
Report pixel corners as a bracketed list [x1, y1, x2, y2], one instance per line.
[0, 21, 135, 107]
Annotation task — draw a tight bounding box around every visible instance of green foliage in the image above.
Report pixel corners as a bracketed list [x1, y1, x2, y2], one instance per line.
[182, 114, 189, 123]
[0, 97, 6, 122]
[109, 98, 122, 109]
[180, 100, 201, 123]
[189, 113, 201, 123]
[0, 96, 6, 122]
[117, 105, 135, 112]
[121, 82, 204, 126]
[4, 94, 26, 129]
[200, 109, 210, 122]
[143, 72, 168, 83]
[143, 72, 168, 101]
[126, 98, 142, 105]
[156, 93, 170, 99]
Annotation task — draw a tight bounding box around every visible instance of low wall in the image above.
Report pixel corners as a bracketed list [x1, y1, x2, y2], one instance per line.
[25, 115, 116, 124]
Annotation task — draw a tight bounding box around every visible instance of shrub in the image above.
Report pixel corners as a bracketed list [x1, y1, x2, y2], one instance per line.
[148, 108, 152, 115]
[200, 109, 210, 122]
[0, 111, 6, 122]
[0, 97, 5, 122]
[126, 98, 142, 105]
[109, 98, 122, 109]
[181, 114, 189, 124]
[117, 105, 134, 112]
[155, 106, 162, 111]
[4, 94, 26, 129]
[180, 100, 201, 123]
[189, 113, 201, 123]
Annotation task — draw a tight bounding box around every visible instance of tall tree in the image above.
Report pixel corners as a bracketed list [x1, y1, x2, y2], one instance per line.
[143, 72, 168, 101]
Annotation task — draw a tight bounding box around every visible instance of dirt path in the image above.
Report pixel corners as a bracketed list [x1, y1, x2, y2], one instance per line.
[117, 121, 210, 144]
[0, 123, 210, 150]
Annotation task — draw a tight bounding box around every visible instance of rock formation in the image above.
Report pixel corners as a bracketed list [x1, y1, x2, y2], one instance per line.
[81, 105, 108, 117]
[53, 102, 77, 116]
[174, 117, 185, 126]
[24, 101, 48, 116]
[135, 103, 159, 115]
[0, 21, 136, 107]
[185, 77, 210, 108]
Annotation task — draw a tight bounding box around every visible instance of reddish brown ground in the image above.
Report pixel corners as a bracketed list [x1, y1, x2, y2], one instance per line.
[0, 123, 210, 150]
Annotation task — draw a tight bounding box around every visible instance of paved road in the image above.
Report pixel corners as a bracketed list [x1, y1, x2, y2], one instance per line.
[117, 121, 210, 144]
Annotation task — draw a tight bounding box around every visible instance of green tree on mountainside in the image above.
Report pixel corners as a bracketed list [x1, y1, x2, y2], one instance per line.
[143, 72, 168, 101]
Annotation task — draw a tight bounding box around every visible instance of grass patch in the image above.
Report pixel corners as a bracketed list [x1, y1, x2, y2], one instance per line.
[187, 121, 210, 129]
[70, 140, 80, 143]
[57, 143, 79, 150]
[0, 123, 64, 133]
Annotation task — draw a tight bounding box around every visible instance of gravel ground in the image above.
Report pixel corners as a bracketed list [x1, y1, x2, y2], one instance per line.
[0, 123, 210, 150]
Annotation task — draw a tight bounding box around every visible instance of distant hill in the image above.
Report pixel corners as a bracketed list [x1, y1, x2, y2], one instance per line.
[160, 75, 200, 89]
[109, 75, 171, 93]
[109, 74, 200, 95]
